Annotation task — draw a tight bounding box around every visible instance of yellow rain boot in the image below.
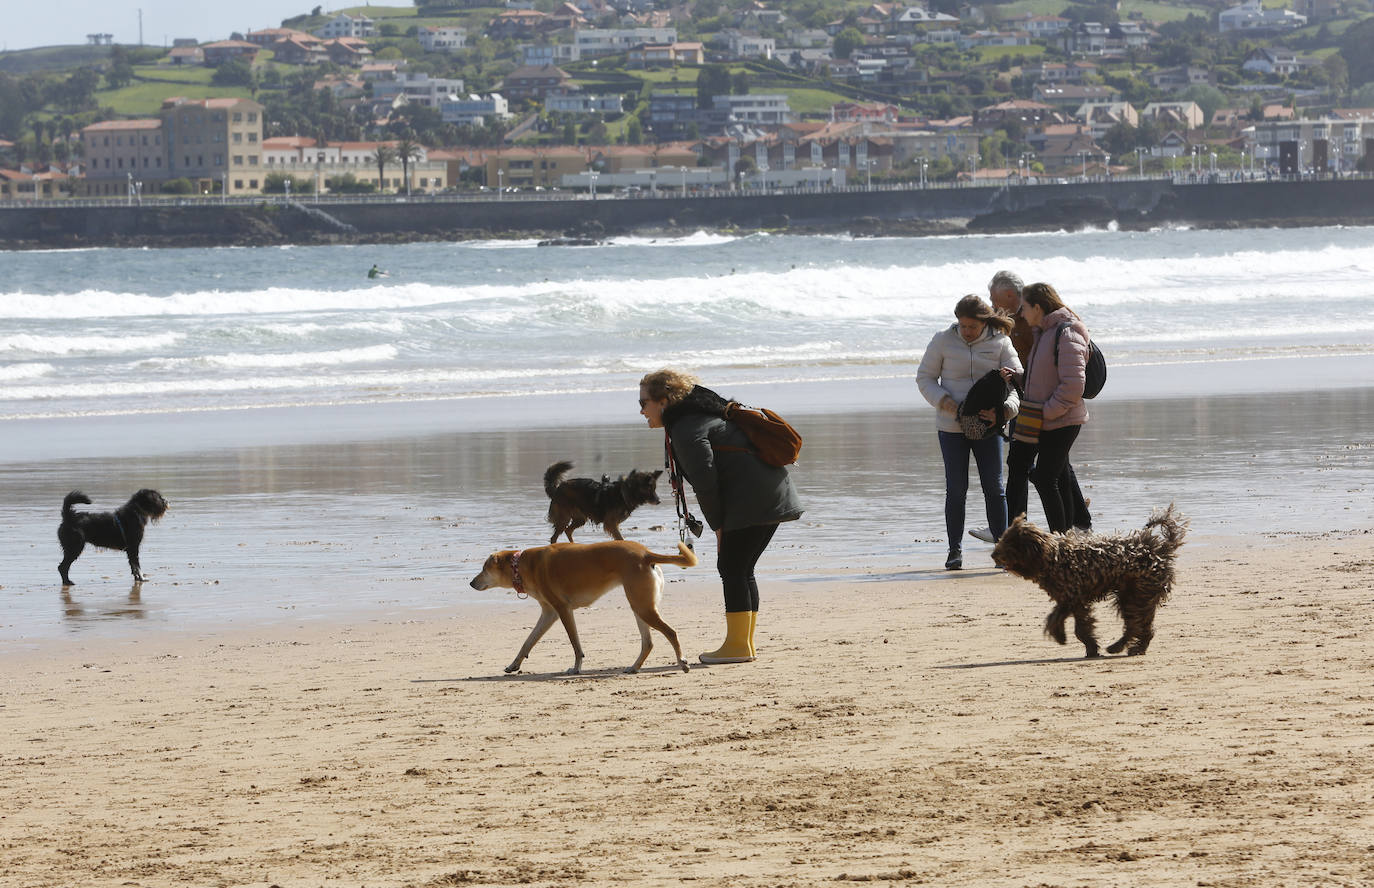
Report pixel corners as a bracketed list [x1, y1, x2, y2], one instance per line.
[699, 611, 755, 664]
[747, 610, 758, 658]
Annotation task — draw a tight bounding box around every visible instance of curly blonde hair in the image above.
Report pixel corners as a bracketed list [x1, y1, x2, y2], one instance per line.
[639, 368, 698, 406]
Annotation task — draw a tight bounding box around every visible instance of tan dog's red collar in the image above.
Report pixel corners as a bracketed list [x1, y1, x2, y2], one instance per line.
[511, 550, 528, 599]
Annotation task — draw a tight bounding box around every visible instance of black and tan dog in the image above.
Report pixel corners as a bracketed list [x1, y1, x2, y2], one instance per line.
[543, 460, 662, 544]
[470, 540, 696, 675]
[58, 489, 169, 585]
[993, 504, 1187, 658]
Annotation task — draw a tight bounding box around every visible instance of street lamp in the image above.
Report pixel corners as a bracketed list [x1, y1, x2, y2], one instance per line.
[285, 177, 291, 202]
[222, 172, 228, 204]
[759, 163, 769, 192]
[588, 169, 598, 200]
[1080, 151, 1087, 180]
[920, 159, 928, 189]
[135, 180, 142, 206]
[970, 153, 978, 181]
[126, 171, 133, 206]
[497, 168, 504, 199]
[865, 159, 872, 191]
[679, 165, 688, 193]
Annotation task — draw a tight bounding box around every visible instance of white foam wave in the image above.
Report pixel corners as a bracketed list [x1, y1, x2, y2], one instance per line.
[0, 363, 55, 382]
[134, 345, 398, 371]
[0, 363, 602, 401]
[0, 332, 183, 357]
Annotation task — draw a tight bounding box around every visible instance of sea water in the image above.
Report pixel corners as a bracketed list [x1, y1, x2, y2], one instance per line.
[4, 225, 1374, 419]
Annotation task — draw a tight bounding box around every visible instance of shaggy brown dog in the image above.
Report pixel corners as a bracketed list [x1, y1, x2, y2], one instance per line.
[992, 505, 1187, 658]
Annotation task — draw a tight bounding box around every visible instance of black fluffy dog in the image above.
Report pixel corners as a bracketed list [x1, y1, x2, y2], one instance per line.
[58, 489, 169, 585]
[544, 461, 662, 544]
[956, 369, 1012, 440]
[992, 504, 1187, 658]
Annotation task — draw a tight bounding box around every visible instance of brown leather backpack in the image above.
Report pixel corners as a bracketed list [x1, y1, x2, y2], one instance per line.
[716, 402, 803, 467]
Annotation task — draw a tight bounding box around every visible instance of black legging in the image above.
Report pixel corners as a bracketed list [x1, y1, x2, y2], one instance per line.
[717, 522, 779, 613]
[1008, 424, 1082, 533]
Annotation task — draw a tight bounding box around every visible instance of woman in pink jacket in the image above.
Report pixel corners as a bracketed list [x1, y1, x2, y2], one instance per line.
[1000, 283, 1090, 533]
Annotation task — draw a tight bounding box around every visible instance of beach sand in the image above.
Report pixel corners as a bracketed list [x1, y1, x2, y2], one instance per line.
[3, 529, 1373, 887]
[2, 376, 1373, 886]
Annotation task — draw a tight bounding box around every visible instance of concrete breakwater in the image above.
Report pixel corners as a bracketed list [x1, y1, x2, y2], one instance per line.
[2, 177, 1373, 249]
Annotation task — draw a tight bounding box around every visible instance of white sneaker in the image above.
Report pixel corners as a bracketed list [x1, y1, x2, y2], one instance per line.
[968, 527, 996, 544]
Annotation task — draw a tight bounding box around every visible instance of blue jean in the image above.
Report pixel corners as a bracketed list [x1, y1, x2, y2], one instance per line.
[937, 431, 1007, 551]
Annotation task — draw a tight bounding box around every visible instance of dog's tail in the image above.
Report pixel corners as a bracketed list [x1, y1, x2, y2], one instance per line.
[645, 541, 698, 570]
[62, 490, 92, 522]
[1145, 503, 1189, 555]
[544, 460, 574, 498]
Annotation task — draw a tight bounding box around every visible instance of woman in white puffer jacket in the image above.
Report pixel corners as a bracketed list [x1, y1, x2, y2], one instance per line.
[917, 295, 1022, 570]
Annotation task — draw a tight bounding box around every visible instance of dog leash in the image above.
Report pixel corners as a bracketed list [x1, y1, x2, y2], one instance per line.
[510, 550, 528, 599]
[663, 431, 702, 548]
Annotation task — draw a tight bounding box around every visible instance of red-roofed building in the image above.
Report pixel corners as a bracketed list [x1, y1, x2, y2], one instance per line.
[201, 40, 260, 66]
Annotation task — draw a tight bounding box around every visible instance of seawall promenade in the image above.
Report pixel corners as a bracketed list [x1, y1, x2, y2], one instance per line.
[3, 175, 1373, 248]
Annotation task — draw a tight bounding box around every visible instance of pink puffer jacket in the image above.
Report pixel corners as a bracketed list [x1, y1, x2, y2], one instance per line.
[1022, 307, 1089, 431]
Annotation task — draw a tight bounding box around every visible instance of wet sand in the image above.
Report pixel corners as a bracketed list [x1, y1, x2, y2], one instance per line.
[1, 372, 1372, 886]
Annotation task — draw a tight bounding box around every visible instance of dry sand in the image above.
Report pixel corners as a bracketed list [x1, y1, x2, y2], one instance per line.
[4, 527, 1372, 888]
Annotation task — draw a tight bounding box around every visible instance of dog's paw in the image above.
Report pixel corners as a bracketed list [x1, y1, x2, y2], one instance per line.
[504, 664, 521, 674]
[1083, 649, 1102, 659]
[679, 660, 690, 674]
[623, 666, 639, 674]
[1106, 639, 1127, 655]
[563, 666, 582, 676]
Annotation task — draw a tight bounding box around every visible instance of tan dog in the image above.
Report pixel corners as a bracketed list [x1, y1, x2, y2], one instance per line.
[470, 540, 697, 675]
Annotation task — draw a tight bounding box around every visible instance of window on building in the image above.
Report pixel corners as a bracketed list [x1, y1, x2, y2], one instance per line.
[233, 112, 242, 122]
[103, 136, 109, 146]
[156, 157, 162, 167]
[248, 133, 257, 143]
[248, 155, 258, 165]
[249, 179, 259, 188]
[248, 112, 258, 122]
[214, 154, 223, 166]
[117, 157, 123, 168]
[233, 132, 242, 143]
[235, 156, 243, 165]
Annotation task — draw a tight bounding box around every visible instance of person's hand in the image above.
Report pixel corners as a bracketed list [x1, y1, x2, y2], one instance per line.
[978, 408, 997, 421]
[939, 395, 957, 415]
[1000, 367, 1020, 384]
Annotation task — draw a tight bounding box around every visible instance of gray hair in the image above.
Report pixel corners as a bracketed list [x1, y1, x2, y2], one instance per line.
[988, 270, 1023, 296]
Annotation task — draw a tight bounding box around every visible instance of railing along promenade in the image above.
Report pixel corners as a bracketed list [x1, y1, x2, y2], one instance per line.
[4, 169, 1370, 211]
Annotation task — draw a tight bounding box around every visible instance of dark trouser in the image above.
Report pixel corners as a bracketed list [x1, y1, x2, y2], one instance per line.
[1007, 425, 1083, 533]
[937, 430, 1007, 552]
[717, 522, 778, 613]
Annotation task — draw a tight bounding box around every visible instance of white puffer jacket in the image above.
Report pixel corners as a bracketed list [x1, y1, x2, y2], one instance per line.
[917, 323, 1022, 435]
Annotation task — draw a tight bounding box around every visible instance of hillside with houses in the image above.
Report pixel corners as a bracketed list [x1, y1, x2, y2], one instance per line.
[1, 0, 1372, 200]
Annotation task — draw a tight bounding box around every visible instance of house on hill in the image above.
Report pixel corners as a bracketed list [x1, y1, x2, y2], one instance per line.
[201, 40, 259, 66]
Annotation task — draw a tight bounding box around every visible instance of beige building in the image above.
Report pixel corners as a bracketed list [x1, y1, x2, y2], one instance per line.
[80, 118, 167, 196]
[161, 97, 265, 194]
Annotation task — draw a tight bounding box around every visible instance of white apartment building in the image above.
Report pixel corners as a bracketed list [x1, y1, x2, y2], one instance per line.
[314, 13, 375, 39]
[1219, 0, 1306, 33]
[1250, 117, 1374, 172]
[418, 26, 468, 52]
[713, 94, 794, 125]
[573, 27, 677, 57]
[441, 94, 512, 126]
[373, 73, 467, 108]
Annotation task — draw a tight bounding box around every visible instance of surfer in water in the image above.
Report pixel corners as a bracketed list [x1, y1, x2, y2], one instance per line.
[368, 264, 388, 279]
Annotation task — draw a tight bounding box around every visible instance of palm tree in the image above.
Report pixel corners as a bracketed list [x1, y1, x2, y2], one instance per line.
[371, 144, 397, 193]
[394, 134, 422, 196]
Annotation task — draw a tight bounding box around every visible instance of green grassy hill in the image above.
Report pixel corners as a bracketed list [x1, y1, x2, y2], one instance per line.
[0, 44, 111, 74]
